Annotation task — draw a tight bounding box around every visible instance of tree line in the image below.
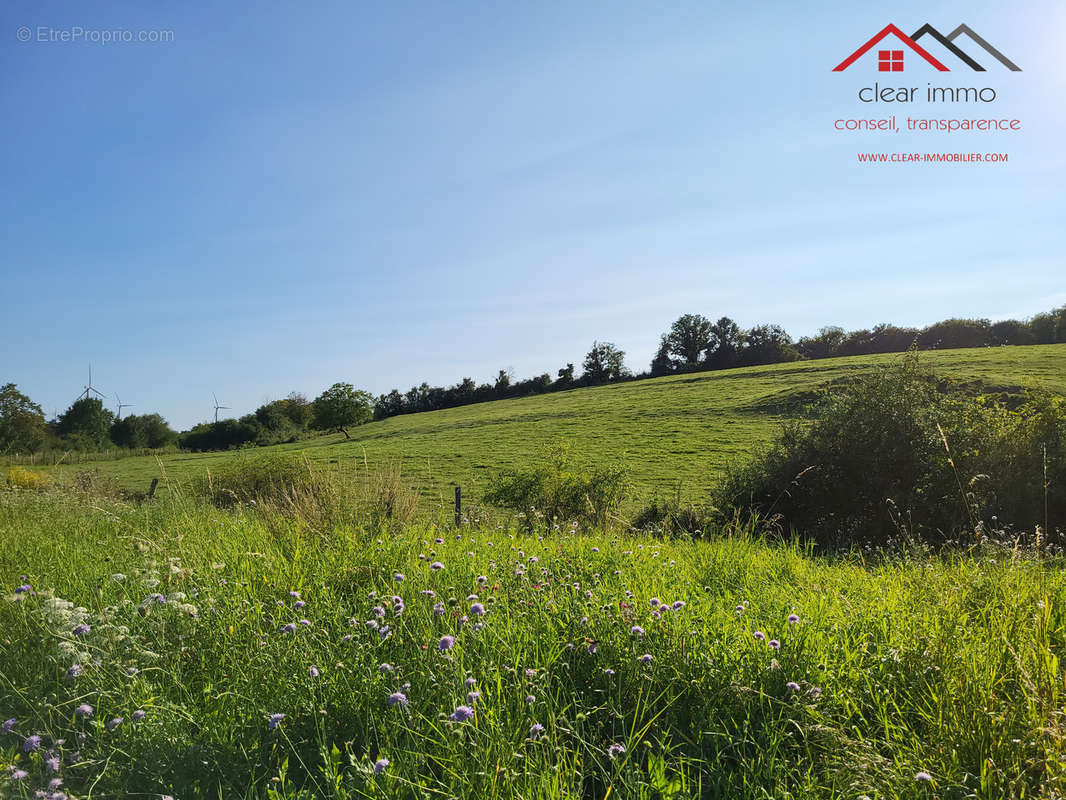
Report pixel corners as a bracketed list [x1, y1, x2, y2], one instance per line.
[3, 305, 1064, 455]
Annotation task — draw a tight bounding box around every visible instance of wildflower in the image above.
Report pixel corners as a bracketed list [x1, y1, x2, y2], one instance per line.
[639, 653, 654, 664]
[49, 777, 64, 789]
[309, 666, 320, 678]
[67, 663, 83, 678]
[433, 602, 445, 616]
[298, 619, 311, 626]
[672, 600, 686, 611]
[786, 681, 800, 692]
[72, 624, 90, 637]
[289, 591, 301, 598]
[753, 631, 765, 641]
[603, 668, 615, 676]
[525, 694, 536, 703]
[46, 756, 60, 771]
[23, 734, 42, 751]
[449, 705, 474, 722]
[630, 625, 645, 638]
[2, 718, 15, 732]
[379, 663, 394, 673]
[787, 614, 800, 624]
[281, 623, 297, 633]
[467, 690, 481, 704]
[470, 602, 486, 616]
[607, 743, 626, 759]
[294, 600, 306, 609]
[107, 717, 123, 731]
[388, 692, 408, 707]
[915, 771, 933, 783]
[267, 713, 285, 730]
[420, 589, 435, 597]
[75, 704, 93, 718]
[394, 573, 405, 582]
[592, 546, 600, 552]
[374, 757, 390, 774]
[529, 722, 545, 738]
[769, 640, 781, 650]
[476, 575, 487, 584]
[808, 686, 823, 699]
[372, 606, 386, 618]
[588, 642, 597, 654]
[132, 709, 146, 722]
[126, 667, 139, 676]
[430, 561, 444, 570]
[649, 598, 660, 607]
[15, 584, 31, 594]
[464, 677, 477, 687]
[438, 635, 456, 651]
[736, 604, 746, 613]
[9, 769, 28, 780]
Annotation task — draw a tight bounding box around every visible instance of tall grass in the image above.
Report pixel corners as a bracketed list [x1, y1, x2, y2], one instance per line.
[1, 489, 1064, 798]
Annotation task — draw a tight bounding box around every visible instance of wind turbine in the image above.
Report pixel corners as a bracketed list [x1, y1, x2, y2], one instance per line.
[212, 392, 230, 423]
[115, 394, 133, 419]
[77, 365, 106, 403]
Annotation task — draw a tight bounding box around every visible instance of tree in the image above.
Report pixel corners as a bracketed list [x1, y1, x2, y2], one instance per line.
[582, 341, 627, 384]
[555, 364, 575, 386]
[797, 326, 846, 360]
[739, 324, 801, 367]
[311, 383, 374, 438]
[110, 413, 177, 449]
[55, 398, 115, 450]
[665, 314, 714, 368]
[0, 383, 49, 454]
[706, 317, 743, 370]
[650, 335, 675, 376]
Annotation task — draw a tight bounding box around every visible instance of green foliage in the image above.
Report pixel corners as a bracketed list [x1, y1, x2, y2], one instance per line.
[3, 492, 1066, 797]
[582, 341, 628, 383]
[715, 354, 1066, 547]
[0, 383, 50, 454]
[311, 383, 373, 438]
[191, 452, 316, 508]
[484, 441, 628, 529]
[110, 413, 178, 449]
[666, 314, 714, 368]
[55, 397, 115, 450]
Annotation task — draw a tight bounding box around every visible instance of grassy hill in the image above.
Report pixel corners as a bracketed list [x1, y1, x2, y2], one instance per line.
[37, 344, 1066, 507]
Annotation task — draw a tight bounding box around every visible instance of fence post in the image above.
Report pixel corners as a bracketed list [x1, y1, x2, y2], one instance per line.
[454, 486, 462, 528]
[148, 478, 159, 499]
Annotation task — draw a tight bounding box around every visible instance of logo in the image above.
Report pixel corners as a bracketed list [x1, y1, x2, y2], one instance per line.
[833, 24, 1021, 72]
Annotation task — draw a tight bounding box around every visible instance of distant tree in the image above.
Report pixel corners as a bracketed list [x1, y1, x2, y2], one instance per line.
[110, 413, 177, 449]
[917, 318, 991, 350]
[706, 317, 743, 370]
[555, 363, 575, 386]
[582, 341, 628, 384]
[0, 383, 49, 454]
[55, 397, 115, 450]
[665, 314, 714, 368]
[1029, 312, 1058, 345]
[739, 324, 801, 366]
[375, 389, 405, 420]
[797, 326, 846, 360]
[494, 370, 512, 396]
[650, 335, 675, 376]
[311, 383, 374, 438]
[989, 319, 1033, 347]
[281, 392, 313, 427]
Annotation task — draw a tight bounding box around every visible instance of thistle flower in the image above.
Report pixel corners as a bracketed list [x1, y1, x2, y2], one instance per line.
[388, 692, 408, 707]
[787, 614, 800, 624]
[449, 705, 474, 722]
[915, 771, 933, 783]
[267, 713, 285, 730]
[309, 666, 320, 678]
[768, 639, 781, 650]
[607, 743, 626, 759]
[786, 681, 800, 692]
[72, 624, 90, 637]
[75, 704, 93, 718]
[470, 602, 486, 616]
[529, 722, 545, 738]
[1, 718, 15, 732]
[132, 709, 146, 722]
[672, 600, 686, 611]
[107, 717, 123, 731]
[67, 663, 83, 678]
[438, 635, 455, 651]
[23, 734, 42, 751]
[430, 561, 444, 570]
[393, 573, 405, 582]
[281, 623, 297, 633]
[374, 757, 389, 774]
[639, 653, 654, 664]
[630, 625, 645, 638]
[753, 631, 765, 641]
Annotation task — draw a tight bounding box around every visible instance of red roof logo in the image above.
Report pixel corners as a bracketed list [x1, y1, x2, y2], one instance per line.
[833, 24, 1021, 72]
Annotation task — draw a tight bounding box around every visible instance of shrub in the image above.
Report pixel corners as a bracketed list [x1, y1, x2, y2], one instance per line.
[630, 495, 713, 536]
[713, 354, 1066, 548]
[484, 442, 628, 530]
[6, 465, 51, 490]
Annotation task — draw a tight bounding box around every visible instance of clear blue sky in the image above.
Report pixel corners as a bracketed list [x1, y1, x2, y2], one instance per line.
[2, 0, 1063, 429]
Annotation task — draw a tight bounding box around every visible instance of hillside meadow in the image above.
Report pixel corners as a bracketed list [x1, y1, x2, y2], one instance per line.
[2, 490, 1065, 798]
[22, 344, 1066, 512]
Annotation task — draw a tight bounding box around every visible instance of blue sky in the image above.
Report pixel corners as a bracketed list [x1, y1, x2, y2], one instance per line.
[2, 0, 1063, 429]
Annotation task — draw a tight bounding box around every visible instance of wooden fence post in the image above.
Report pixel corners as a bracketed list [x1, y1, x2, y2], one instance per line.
[148, 478, 159, 499]
[454, 486, 462, 528]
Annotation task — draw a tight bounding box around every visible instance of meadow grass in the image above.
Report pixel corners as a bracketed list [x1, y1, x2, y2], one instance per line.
[2, 489, 1065, 798]
[29, 344, 1066, 513]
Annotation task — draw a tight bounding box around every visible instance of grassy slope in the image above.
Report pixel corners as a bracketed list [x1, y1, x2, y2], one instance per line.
[1, 491, 1064, 798]
[43, 344, 1066, 506]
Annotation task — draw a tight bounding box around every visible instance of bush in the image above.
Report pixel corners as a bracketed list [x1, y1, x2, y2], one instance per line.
[6, 465, 51, 490]
[484, 442, 628, 530]
[713, 354, 1066, 548]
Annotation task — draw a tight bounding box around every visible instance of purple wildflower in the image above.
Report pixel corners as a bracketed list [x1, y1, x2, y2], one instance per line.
[281, 623, 297, 633]
[787, 614, 800, 624]
[467, 690, 481, 704]
[607, 743, 626, 759]
[672, 600, 686, 611]
[449, 705, 474, 722]
[379, 663, 394, 673]
[9, 769, 28, 781]
[132, 709, 146, 721]
[769, 639, 781, 650]
[107, 717, 123, 731]
[464, 677, 477, 687]
[639, 653, 654, 664]
[430, 561, 444, 570]
[753, 631, 765, 641]
[289, 590, 301, 598]
[433, 602, 445, 616]
[525, 694, 536, 703]
[15, 584, 31, 594]
[267, 713, 285, 730]
[72, 624, 90, 637]
[372, 606, 385, 618]
[470, 602, 486, 616]
[438, 635, 455, 651]
[915, 771, 933, 783]
[374, 757, 389, 774]
[388, 692, 408, 707]
[630, 625, 645, 638]
[67, 663, 83, 678]
[786, 681, 800, 692]
[46, 756, 60, 772]
[309, 666, 320, 678]
[48, 777, 64, 789]
[23, 734, 42, 751]
[529, 722, 545, 738]
[298, 619, 311, 626]
[75, 704, 93, 718]
[294, 600, 306, 609]
[1, 718, 15, 732]
[393, 573, 405, 582]
[649, 598, 660, 607]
